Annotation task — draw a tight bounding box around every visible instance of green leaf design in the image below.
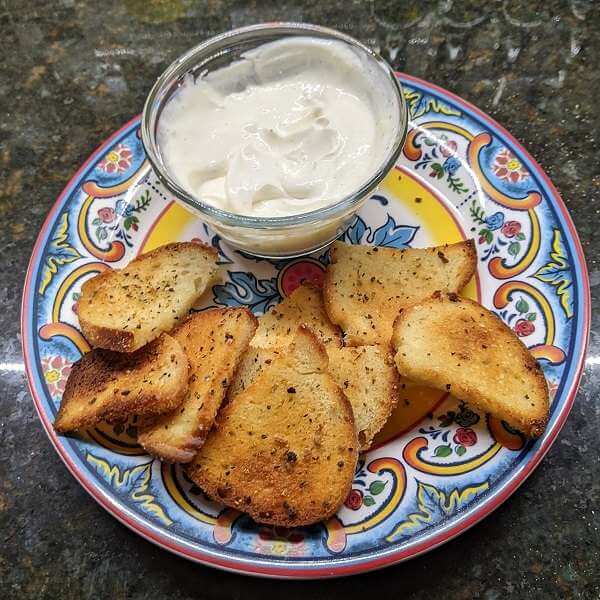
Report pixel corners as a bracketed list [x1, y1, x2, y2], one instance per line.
[447, 175, 469, 194]
[92, 217, 102, 226]
[527, 313, 536, 322]
[96, 226, 108, 241]
[386, 480, 489, 542]
[134, 190, 152, 212]
[470, 200, 487, 225]
[369, 480, 387, 496]
[470, 206, 485, 224]
[533, 228, 573, 319]
[363, 495, 376, 507]
[455, 445, 466, 456]
[516, 232, 526, 241]
[124, 215, 139, 230]
[434, 445, 452, 458]
[508, 241, 520, 257]
[515, 298, 529, 314]
[86, 453, 173, 526]
[39, 212, 83, 294]
[431, 163, 444, 178]
[485, 230, 493, 244]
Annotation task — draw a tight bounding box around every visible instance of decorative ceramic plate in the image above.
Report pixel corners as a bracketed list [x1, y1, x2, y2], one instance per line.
[22, 74, 590, 578]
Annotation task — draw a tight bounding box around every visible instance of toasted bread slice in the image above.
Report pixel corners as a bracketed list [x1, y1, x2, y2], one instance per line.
[229, 343, 397, 451]
[226, 345, 281, 400]
[323, 240, 476, 345]
[138, 308, 257, 462]
[252, 282, 342, 350]
[392, 292, 549, 437]
[78, 242, 218, 352]
[229, 284, 397, 451]
[187, 327, 358, 526]
[54, 333, 188, 433]
[327, 345, 400, 450]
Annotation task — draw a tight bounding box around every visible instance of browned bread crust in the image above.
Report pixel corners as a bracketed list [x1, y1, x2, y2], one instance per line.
[54, 333, 188, 433]
[78, 242, 218, 352]
[138, 307, 257, 463]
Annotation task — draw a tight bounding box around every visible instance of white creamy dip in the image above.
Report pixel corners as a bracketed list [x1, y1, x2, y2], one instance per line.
[157, 37, 399, 217]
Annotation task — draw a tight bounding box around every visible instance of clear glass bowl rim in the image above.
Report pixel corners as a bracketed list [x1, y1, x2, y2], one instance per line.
[141, 22, 408, 229]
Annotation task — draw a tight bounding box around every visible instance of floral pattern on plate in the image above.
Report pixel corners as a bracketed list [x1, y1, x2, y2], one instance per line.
[22, 75, 589, 578]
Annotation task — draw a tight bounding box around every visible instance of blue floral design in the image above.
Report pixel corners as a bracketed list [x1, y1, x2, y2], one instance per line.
[344, 217, 368, 245]
[213, 272, 280, 314]
[86, 454, 173, 527]
[484, 212, 505, 231]
[115, 199, 129, 217]
[443, 157, 460, 175]
[343, 215, 418, 249]
[413, 137, 469, 194]
[229, 212, 416, 267]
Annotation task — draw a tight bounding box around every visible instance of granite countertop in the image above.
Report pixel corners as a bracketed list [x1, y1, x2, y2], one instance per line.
[1, 1, 598, 598]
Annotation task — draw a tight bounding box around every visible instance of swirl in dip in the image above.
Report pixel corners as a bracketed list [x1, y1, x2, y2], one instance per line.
[157, 37, 399, 217]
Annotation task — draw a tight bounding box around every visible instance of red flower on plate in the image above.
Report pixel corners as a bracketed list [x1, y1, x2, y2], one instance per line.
[514, 319, 535, 337]
[501, 221, 521, 238]
[99, 143, 133, 174]
[440, 139, 457, 157]
[278, 260, 325, 297]
[71, 292, 81, 314]
[453, 427, 477, 447]
[97, 207, 116, 223]
[492, 148, 529, 184]
[344, 489, 363, 511]
[41, 355, 72, 399]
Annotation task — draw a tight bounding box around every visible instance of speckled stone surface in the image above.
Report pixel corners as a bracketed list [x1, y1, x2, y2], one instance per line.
[1, 1, 598, 598]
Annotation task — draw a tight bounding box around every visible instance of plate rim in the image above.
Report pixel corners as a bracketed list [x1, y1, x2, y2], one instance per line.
[21, 73, 591, 579]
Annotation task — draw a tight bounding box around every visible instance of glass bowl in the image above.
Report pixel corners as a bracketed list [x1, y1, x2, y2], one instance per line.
[141, 22, 408, 258]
